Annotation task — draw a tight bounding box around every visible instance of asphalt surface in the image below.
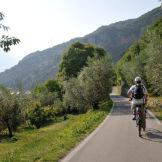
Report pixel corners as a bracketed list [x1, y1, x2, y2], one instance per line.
[61, 95, 162, 162]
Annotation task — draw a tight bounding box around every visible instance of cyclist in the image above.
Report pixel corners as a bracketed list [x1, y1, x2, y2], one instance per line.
[127, 76, 148, 120]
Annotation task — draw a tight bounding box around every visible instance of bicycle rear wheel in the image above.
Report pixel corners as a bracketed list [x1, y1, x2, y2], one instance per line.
[137, 107, 142, 137]
[143, 111, 146, 131]
[138, 118, 142, 137]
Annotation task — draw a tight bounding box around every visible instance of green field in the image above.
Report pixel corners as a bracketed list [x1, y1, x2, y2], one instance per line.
[0, 100, 112, 162]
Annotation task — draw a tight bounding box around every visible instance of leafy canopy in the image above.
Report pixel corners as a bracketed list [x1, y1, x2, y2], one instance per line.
[116, 18, 162, 95]
[0, 12, 20, 52]
[58, 42, 106, 80]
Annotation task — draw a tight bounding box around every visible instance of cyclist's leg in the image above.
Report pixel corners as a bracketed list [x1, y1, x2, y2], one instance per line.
[131, 103, 136, 120]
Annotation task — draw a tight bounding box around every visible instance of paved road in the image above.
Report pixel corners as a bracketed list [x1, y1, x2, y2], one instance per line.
[61, 95, 162, 162]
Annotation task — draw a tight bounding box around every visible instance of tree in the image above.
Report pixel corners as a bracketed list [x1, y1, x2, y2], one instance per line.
[58, 42, 106, 81]
[78, 56, 114, 108]
[0, 12, 20, 52]
[63, 55, 114, 111]
[0, 86, 21, 137]
[45, 79, 62, 99]
[63, 78, 87, 113]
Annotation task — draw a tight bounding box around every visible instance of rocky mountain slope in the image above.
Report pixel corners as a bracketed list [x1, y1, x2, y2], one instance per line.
[0, 7, 161, 90]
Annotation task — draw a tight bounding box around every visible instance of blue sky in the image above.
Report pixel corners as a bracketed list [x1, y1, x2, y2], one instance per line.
[0, 0, 160, 72]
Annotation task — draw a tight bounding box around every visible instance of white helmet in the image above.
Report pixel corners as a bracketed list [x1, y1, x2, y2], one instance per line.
[134, 76, 142, 84]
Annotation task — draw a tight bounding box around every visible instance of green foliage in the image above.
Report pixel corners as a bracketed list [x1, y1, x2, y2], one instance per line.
[63, 55, 114, 111]
[79, 56, 113, 108]
[45, 80, 61, 93]
[145, 42, 162, 95]
[147, 97, 162, 120]
[63, 78, 87, 113]
[40, 92, 59, 107]
[28, 103, 55, 129]
[0, 100, 112, 162]
[0, 86, 21, 137]
[116, 18, 162, 95]
[0, 35, 20, 52]
[33, 80, 62, 106]
[0, 12, 20, 52]
[58, 42, 106, 81]
[45, 79, 62, 99]
[33, 84, 47, 94]
[51, 100, 64, 116]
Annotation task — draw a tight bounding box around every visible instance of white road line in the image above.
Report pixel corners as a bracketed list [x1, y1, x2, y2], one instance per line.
[147, 109, 162, 125]
[60, 103, 115, 162]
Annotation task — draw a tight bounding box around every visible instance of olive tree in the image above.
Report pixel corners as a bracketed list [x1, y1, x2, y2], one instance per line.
[64, 56, 114, 111]
[63, 78, 88, 113]
[0, 87, 21, 137]
[78, 56, 114, 109]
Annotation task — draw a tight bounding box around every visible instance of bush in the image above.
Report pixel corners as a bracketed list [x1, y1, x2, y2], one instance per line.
[28, 104, 55, 129]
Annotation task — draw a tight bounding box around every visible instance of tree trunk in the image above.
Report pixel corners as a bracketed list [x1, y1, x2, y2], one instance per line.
[6, 121, 13, 137]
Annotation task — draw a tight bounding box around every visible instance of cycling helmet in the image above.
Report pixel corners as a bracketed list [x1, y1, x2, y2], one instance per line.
[134, 76, 142, 84]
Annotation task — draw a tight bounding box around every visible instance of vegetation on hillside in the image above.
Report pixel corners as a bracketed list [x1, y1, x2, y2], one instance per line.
[116, 18, 162, 96]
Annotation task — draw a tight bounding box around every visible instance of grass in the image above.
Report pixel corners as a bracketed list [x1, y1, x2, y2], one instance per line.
[0, 100, 112, 162]
[147, 96, 162, 120]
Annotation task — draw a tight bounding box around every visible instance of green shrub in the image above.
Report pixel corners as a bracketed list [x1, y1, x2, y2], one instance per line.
[28, 104, 55, 129]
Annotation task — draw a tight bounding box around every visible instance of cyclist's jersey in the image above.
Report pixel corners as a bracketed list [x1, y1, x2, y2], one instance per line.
[127, 84, 148, 105]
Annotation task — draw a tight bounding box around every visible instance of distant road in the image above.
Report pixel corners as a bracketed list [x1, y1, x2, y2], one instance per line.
[61, 95, 162, 162]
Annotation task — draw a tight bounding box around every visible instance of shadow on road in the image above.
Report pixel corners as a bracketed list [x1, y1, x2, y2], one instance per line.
[142, 128, 162, 143]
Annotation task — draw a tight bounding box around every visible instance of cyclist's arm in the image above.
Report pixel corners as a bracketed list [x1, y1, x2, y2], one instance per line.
[127, 91, 132, 98]
[127, 85, 134, 100]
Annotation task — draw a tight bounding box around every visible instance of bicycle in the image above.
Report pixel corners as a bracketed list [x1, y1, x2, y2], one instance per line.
[135, 104, 146, 137]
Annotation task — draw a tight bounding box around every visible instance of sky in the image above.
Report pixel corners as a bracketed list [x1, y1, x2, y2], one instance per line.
[0, 0, 160, 72]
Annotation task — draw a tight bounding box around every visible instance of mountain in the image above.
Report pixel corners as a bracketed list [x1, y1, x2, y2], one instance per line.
[0, 7, 162, 90]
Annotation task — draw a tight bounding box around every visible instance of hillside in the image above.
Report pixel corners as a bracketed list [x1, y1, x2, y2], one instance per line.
[0, 7, 162, 90]
[116, 17, 162, 95]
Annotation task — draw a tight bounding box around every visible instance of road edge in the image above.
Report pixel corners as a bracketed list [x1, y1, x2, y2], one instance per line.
[60, 102, 115, 162]
[147, 109, 162, 125]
